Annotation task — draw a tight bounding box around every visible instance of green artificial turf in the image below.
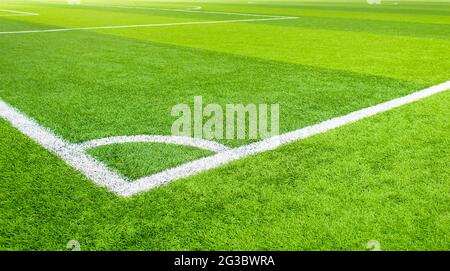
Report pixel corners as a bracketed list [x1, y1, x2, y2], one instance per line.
[88, 143, 213, 180]
[0, 0, 449, 250]
[1, 88, 448, 250]
[0, 16, 429, 146]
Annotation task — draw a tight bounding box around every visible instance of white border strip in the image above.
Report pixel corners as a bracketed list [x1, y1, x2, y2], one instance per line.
[1, 81, 449, 197]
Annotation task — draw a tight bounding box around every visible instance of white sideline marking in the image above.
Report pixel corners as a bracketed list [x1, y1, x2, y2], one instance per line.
[0, 8, 39, 16]
[0, 17, 297, 35]
[0, 81, 448, 196]
[124, 81, 450, 196]
[77, 135, 231, 153]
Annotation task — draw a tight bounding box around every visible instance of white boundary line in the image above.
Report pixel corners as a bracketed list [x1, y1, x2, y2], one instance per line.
[0, 8, 39, 17]
[125, 81, 450, 196]
[0, 99, 230, 196]
[0, 3, 297, 35]
[0, 99, 131, 195]
[0, 81, 449, 197]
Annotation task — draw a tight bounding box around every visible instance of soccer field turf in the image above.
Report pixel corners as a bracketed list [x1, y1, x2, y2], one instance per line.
[0, 0, 449, 250]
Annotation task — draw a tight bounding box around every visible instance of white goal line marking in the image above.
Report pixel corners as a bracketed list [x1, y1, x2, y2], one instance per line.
[0, 3, 297, 35]
[0, 81, 448, 197]
[0, 8, 39, 16]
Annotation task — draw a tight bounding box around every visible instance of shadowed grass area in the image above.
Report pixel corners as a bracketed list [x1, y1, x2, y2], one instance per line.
[2, 1, 449, 83]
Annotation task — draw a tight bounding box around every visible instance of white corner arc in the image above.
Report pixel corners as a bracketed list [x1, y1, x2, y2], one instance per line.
[77, 135, 231, 153]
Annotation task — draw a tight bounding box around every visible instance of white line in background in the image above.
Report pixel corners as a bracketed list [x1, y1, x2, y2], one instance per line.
[79, 3, 290, 18]
[0, 16, 297, 35]
[0, 8, 39, 16]
[0, 3, 297, 35]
